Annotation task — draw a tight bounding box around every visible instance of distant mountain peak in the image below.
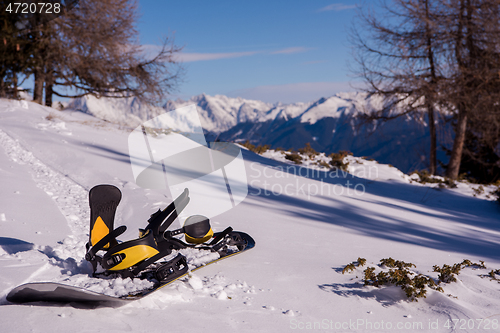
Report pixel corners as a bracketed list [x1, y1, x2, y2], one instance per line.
[65, 91, 445, 174]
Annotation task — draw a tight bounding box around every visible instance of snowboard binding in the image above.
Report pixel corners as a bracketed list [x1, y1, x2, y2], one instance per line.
[85, 185, 247, 283]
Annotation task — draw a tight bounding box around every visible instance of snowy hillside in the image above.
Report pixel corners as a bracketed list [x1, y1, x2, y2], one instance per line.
[67, 94, 166, 128]
[68, 92, 449, 174]
[1, 98, 499, 333]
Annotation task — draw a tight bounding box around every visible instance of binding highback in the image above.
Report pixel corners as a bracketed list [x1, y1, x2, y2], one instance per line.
[88, 185, 122, 249]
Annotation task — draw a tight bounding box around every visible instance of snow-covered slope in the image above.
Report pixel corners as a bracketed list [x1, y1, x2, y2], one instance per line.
[258, 148, 498, 201]
[67, 94, 166, 128]
[2, 98, 499, 333]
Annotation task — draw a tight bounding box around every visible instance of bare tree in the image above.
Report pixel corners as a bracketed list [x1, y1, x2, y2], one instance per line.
[350, 0, 447, 175]
[0, 2, 33, 98]
[30, 23, 54, 104]
[46, 0, 182, 105]
[5, 0, 182, 106]
[352, 0, 500, 180]
[443, 0, 500, 179]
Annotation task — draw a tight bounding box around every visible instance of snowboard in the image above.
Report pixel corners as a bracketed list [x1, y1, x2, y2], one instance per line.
[6, 232, 255, 304]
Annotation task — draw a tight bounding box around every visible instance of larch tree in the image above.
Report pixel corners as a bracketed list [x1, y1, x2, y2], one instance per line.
[1, 0, 182, 106]
[352, 0, 500, 180]
[45, 0, 182, 106]
[350, 0, 447, 175]
[443, 0, 500, 180]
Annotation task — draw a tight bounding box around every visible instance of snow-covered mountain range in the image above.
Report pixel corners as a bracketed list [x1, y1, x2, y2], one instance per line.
[68, 93, 450, 173]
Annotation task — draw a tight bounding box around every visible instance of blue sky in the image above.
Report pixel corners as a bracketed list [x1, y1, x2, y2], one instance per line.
[137, 1, 362, 103]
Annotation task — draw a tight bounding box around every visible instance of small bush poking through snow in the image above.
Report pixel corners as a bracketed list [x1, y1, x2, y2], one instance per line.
[241, 141, 270, 154]
[342, 258, 489, 302]
[362, 258, 440, 301]
[472, 185, 484, 196]
[380, 258, 416, 269]
[494, 186, 500, 204]
[329, 151, 351, 171]
[432, 263, 462, 283]
[317, 160, 331, 169]
[410, 170, 457, 188]
[411, 170, 441, 184]
[488, 269, 500, 280]
[284, 152, 303, 164]
[433, 259, 486, 283]
[298, 143, 318, 159]
[342, 257, 367, 274]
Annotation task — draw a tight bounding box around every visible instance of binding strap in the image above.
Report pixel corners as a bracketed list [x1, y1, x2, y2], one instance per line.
[154, 254, 188, 282]
[212, 229, 248, 254]
[130, 247, 175, 276]
[209, 227, 233, 246]
[165, 215, 213, 244]
[143, 188, 189, 238]
[158, 195, 190, 234]
[85, 225, 127, 261]
[100, 231, 159, 271]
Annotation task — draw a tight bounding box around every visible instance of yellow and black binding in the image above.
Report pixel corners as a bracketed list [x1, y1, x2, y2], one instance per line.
[85, 185, 188, 283]
[85, 185, 248, 283]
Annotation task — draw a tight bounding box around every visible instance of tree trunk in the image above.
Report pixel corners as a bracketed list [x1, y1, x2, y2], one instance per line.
[45, 71, 53, 107]
[12, 73, 18, 99]
[0, 77, 5, 98]
[427, 104, 437, 175]
[446, 108, 467, 179]
[445, 0, 468, 180]
[33, 68, 44, 104]
[424, 0, 437, 175]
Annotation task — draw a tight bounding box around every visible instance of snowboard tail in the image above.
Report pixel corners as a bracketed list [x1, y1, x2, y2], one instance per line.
[6, 283, 127, 303]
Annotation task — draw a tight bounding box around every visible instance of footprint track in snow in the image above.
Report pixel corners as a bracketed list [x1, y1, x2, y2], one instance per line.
[0, 129, 260, 302]
[0, 129, 89, 261]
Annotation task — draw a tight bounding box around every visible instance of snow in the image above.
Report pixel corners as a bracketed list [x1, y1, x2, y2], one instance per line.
[1, 98, 500, 332]
[260, 149, 499, 200]
[298, 96, 351, 124]
[166, 93, 277, 133]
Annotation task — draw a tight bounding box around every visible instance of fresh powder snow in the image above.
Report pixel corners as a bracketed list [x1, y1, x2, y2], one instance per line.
[0, 98, 499, 333]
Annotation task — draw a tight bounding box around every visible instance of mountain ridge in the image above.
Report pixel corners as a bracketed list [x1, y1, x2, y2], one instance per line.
[67, 92, 449, 173]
